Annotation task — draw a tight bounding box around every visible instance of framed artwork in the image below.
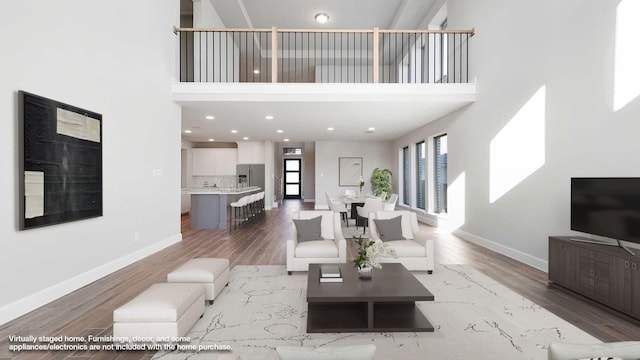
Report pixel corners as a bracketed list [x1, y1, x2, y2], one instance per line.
[339, 157, 362, 186]
[19, 91, 103, 230]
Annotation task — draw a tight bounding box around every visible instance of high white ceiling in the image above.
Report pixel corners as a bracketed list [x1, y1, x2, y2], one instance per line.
[179, 0, 459, 144]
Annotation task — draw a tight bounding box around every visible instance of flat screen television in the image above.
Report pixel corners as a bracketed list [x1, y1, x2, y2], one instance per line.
[571, 177, 640, 255]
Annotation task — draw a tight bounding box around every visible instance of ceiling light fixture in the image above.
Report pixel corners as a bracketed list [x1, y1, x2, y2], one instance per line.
[205, 115, 215, 120]
[253, 69, 260, 74]
[277, 130, 284, 133]
[184, 130, 192, 134]
[208, 138, 214, 142]
[327, 127, 334, 131]
[314, 12, 330, 24]
[231, 130, 238, 133]
[265, 115, 274, 120]
[284, 138, 290, 142]
[368, 127, 376, 131]
[243, 137, 249, 140]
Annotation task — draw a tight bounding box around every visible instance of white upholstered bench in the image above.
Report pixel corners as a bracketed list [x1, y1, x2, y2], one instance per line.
[113, 283, 204, 339]
[167, 258, 230, 305]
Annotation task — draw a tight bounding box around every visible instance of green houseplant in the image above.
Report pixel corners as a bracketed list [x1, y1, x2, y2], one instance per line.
[370, 168, 392, 200]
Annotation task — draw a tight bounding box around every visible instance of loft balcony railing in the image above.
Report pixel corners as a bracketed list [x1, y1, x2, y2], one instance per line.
[174, 27, 474, 84]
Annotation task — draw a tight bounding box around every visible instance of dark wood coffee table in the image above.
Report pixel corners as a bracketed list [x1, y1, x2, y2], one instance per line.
[306, 263, 434, 333]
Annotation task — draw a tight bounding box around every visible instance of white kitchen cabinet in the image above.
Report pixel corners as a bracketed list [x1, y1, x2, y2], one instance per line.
[237, 142, 265, 164]
[192, 148, 238, 176]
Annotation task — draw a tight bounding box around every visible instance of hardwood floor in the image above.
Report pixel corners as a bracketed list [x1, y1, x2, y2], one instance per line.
[1, 200, 638, 359]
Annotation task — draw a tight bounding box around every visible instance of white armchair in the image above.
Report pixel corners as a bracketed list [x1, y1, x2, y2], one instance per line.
[368, 211, 434, 273]
[548, 341, 640, 360]
[287, 211, 347, 275]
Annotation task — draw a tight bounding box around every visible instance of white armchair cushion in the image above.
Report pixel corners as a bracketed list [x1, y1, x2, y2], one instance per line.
[295, 240, 339, 258]
[382, 240, 427, 257]
[374, 211, 414, 239]
[294, 211, 335, 240]
[372, 216, 405, 242]
[293, 216, 324, 242]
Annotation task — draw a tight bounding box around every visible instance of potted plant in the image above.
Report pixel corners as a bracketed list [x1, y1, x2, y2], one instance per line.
[370, 168, 392, 200]
[353, 235, 397, 279]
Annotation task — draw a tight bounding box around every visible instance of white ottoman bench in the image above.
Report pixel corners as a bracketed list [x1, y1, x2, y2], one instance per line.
[113, 283, 204, 339]
[167, 258, 230, 305]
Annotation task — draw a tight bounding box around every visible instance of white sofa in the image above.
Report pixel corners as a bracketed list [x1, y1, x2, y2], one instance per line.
[368, 210, 434, 273]
[548, 341, 640, 359]
[287, 211, 347, 275]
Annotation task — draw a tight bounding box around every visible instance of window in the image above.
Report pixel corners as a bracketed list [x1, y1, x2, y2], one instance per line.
[402, 146, 410, 205]
[283, 147, 302, 155]
[416, 141, 426, 210]
[434, 134, 448, 213]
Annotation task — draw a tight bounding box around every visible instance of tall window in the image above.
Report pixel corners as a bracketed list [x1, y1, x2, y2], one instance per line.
[434, 134, 448, 213]
[402, 146, 410, 205]
[416, 141, 426, 209]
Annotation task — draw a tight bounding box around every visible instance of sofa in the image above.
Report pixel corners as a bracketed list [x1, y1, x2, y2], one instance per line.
[548, 341, 640, 360]
[368, 210, 435, 273]
[287, 211, 347, 274]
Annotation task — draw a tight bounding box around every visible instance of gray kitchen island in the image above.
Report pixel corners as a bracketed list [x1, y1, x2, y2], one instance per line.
[189, 187, 261, 229]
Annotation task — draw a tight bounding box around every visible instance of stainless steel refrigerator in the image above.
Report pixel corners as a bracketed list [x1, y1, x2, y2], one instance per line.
[236, 164, 265, 189]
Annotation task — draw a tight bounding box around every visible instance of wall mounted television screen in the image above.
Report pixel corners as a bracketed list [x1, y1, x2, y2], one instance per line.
[19, 91, 102, 230]
[571, 177, 640, 246]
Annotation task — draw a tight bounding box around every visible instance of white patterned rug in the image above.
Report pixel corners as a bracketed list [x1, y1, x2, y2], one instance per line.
[152, 265, 598, 360]
[342, 218, 369, 239]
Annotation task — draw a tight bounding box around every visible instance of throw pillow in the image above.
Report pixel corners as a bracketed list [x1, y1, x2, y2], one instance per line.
[293, 216, 324, 242]
[373, 216, 405, 242]
[276, 344, 376, 360]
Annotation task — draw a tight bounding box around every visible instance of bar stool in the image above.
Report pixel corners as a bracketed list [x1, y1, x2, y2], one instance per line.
[229, 196, 248, 228]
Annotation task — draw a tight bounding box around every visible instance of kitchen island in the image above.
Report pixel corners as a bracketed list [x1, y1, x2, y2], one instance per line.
[189, 187, 261, 229]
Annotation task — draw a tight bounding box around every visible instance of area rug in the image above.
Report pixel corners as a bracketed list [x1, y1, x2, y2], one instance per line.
[152, 265, 599, 360]
[341, 219, 369, 239]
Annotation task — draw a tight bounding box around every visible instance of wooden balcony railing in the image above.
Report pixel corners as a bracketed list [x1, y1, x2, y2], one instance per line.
[174, 27, 474, 84]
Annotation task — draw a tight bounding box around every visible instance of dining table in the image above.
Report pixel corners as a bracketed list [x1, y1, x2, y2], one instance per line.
[340, 194, 378, 227]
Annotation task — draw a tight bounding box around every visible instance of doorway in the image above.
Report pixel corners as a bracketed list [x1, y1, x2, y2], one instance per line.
[283, 159, 302, 199]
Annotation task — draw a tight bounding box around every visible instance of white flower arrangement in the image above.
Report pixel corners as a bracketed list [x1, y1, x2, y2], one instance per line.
[353, 236, 397, 269]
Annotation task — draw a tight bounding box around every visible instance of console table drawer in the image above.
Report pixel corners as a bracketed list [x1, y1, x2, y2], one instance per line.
[578, 274, 610, 301]
[578, 259, 610, 281]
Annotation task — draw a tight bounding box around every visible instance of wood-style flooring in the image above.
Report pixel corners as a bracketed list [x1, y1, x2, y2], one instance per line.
[1, 200, 638, 359]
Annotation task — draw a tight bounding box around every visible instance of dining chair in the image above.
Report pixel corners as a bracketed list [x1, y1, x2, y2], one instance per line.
[344, 189, 356, 198]
[355, 198, 383, 234]
[325, 193, 349, 227]
[383, 193, 398, 210]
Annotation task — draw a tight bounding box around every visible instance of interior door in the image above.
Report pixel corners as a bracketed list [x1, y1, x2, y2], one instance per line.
[284, 159, 302, 199]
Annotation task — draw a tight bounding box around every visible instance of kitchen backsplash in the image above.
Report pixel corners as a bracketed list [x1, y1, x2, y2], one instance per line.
[193, 176, 237, 188]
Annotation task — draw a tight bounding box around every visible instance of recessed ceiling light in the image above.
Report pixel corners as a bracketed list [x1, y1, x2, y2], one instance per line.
[284, 138, 290, 142]
[205, 115, 215, 120]
[253, 69, 260, 74]
[314, 12, 330, 24]
[265, 115, 274, 120]
[231, 130, 238, 133]
[243, 137, 249, 140]
[327, 127, 334, 131]
[184, 130, 192, 134]
[208, 138, 214, 142]
[368, 127, 376, 131]
[277, 130, 284, 133]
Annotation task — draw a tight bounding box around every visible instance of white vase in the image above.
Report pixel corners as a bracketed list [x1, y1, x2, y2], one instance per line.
[358, 266, 373, 279]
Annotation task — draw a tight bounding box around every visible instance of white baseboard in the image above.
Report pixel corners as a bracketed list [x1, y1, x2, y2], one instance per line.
[453, 229, 548, 272]
[0, 233, 182, 325]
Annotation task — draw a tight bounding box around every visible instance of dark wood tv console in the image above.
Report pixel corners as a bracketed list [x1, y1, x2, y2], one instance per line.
[548, 236, 640, 321]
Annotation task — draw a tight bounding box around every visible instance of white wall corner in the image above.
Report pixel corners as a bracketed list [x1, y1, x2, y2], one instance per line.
[0, 234, 182, 326]
[453, 229, 548, 272]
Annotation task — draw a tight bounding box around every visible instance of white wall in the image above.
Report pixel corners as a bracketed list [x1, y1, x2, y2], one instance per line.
[316, 141, 393, 208]
[0, 0, 181, 324]
[393, 0, 640, 271]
